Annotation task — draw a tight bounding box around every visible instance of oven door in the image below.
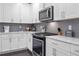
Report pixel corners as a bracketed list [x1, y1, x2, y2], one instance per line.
[33, 38, 44, 56]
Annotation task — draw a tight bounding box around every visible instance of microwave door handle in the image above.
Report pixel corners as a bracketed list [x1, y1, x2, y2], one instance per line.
[47, 10, 49, 17]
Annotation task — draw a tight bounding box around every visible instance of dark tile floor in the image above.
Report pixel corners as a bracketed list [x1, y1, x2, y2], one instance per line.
[0, 49, 32, 56]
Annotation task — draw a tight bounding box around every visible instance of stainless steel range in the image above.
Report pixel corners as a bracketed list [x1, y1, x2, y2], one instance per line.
[32, 32, 57, 56]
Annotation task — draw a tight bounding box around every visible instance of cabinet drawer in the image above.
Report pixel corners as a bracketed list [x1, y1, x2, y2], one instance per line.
[71, 44, 79, 56]
[46, 38, 70, 52]
[56, 48, 70, 56]
[46, 43, 70, 56]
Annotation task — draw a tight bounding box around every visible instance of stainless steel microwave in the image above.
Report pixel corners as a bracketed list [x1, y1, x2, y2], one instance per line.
[39, 6, 53, 22]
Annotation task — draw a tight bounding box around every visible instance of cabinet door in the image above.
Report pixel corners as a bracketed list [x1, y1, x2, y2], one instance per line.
[46, 38, 71, 56]
[56, 49, 67, 56]
[53, 3, 65, 21]
[3, 3, 13, 22]
[18, 33, 27, 49]
[70, 44, 79, 56]
[56, 48, 70, 56]
[10, 34, 18, 50]
[20, 4, 32, 23]
[46, 38, 57, 56]
[32, 3, 40, 23]
[1, 35, 10, 52]
[39, 3, 44, 11]
[65, 3, 79, 19]
[11, 4, 21, 23]
[0, 37, 2, 52]
[46, 44, 56, 56]
[27, 33, 32, 51]
[0, 4, 4, 22]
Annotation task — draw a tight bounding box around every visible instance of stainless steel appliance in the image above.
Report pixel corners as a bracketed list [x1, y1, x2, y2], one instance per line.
[39, 6, 53, 22]
[32, 32, 57, 56]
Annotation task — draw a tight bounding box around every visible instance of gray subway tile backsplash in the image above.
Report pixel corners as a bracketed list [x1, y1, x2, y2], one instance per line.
[46, 19, 79, 38]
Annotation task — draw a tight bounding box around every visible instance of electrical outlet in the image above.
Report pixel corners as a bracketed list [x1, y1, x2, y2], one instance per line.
[68, 25, 72, 30]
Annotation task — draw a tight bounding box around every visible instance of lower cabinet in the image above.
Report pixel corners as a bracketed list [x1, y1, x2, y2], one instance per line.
[46, 38, 71, 56]
[46, 44, 56, 56]
[18, 33, 27, 49]
[27, 33, 32, 51]
[56, 48, 70, 56]
[70, 44, 79, 56]
[10, 34, 18, 50]
[0, 32, 32, 54]
[0, 37, 2, 52]
[46, 37, 79, 56]
[10, 33, 28, 50]
[1, 34, 11, 52]
[56, 50, 67, 56]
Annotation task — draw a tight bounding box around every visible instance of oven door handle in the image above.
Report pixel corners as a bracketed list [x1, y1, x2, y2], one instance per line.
[33, 38, 44, 42]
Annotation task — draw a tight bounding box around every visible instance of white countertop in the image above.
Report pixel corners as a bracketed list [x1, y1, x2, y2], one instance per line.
[46, 35, 79, 46]
[0, 31, 37, 34]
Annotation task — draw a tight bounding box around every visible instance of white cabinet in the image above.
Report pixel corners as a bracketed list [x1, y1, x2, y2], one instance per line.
[46, 42, 56, 56]
[18, 33, 27, 49]
[46, 38, 71, 56]
[0, 3, 20, 23]
[20, 4, 32, 23]
[42, 3, 79, 21]
[0, 32, 32, 54]
[53, 3, 65, 21]
[0, 37, 2, 52]
[0, 3, 34, 23]
[2, 3, 13, 22]
[64, 3, 79, 19]
[56, 47, 70, 56]
[53, 3, 79, 20]
[39, 3, 44, 11]
[11, 4, 21, 23]
[32, 3, 40, 23]
[10, 33, 27, 50]
[70, 44, 79, 56]
[10, 34, 18, 50]
[27, 33, 32, 51]
[56, 49, 67, 56]
[1, 34, 10, 52]
[0, 4, 4, 22]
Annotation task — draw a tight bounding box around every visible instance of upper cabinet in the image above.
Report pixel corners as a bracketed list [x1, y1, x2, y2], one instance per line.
[11, 4, 21, 23]
[31, 3, 40, 23]
[53, 3, 65, 21]
[0, 4, 4, 22]
[0, 3, 21, 23]
[0, 3, 37, 23]
[40, 3, 79, 21]
[64, 3, 79, 19]
[20, 4, 33, 23]
[1, 3, 79, 23]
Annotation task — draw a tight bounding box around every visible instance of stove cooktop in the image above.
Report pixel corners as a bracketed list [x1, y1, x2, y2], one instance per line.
[33, 32, 57, 37]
